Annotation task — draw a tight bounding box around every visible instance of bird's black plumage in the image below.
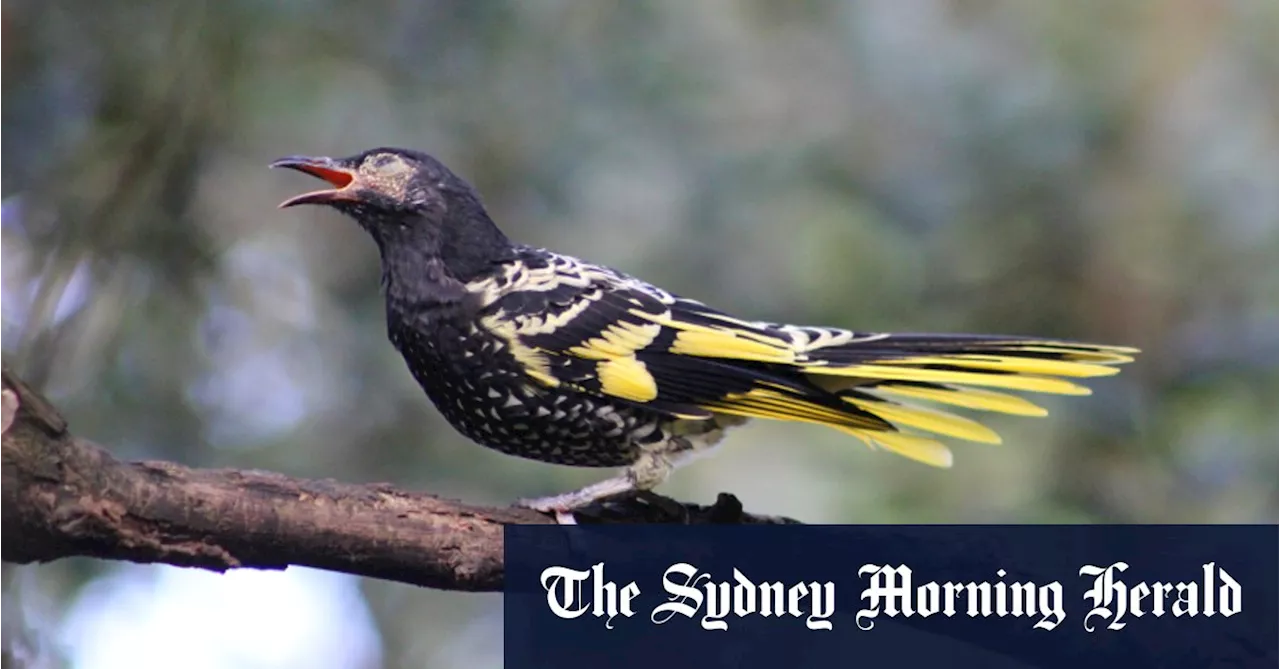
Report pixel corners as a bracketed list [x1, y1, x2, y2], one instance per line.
[382, 245, 675, 468]
[272, 147, 1138, 515]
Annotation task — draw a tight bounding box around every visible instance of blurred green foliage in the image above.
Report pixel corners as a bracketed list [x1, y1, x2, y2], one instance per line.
[2, 1, 1275, 668]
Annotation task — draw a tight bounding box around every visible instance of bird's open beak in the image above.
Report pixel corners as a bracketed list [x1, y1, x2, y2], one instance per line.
[270, 156, 360, 208]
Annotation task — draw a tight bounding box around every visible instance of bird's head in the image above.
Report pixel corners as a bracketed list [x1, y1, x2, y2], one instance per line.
[271, 147, 471, 223]
[272, 147, 514, 280]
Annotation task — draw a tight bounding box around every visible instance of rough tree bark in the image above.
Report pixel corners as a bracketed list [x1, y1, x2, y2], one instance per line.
[0, 365, 797, 592]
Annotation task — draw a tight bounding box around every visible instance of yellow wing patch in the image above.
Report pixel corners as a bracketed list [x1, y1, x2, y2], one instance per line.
[564, 320, 665, 403]
[479, 313, 561, 388]
[597, 357, 658, 402]
[670, 330, 798, 364]
[568, 321, 662, 360]
[630, 308, 798, 364]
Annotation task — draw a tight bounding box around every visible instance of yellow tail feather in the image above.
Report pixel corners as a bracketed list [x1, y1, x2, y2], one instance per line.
[839, 427, 954, 468]
[844, 397, 1003, 444]
[680, 334, 1137, 469]
[871, 354, 1120, 378]
[806, 364, 1093, 395]
[1004, 345, 1137, 365]
[872, 384, 1049, 417]
[704, 389, 883, 431]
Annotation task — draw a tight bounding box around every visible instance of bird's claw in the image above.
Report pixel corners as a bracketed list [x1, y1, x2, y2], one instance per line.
[515, 496, 581, 525]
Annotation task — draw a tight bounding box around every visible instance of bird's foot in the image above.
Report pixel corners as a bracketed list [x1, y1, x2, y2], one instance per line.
[514, 496, 583, 525]
[515, 473, 643, 525]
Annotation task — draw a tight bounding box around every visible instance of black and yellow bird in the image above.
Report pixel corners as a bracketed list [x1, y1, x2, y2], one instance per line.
[272, 147, 1137, 520]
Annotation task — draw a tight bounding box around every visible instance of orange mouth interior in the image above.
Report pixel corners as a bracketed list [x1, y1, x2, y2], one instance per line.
[295, 165, 355, 189]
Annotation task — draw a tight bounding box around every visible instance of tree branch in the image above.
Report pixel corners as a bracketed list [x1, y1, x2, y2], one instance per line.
[0, 365, 798, 592]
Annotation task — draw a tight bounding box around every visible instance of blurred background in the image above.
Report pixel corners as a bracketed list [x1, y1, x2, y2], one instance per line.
[2, 1, 1276, 667]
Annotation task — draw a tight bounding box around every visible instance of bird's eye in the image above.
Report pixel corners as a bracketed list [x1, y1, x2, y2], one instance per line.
[361, 153, 410, 180]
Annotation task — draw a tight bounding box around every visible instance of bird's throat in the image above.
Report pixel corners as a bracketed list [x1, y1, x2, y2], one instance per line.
[374, 210, 515, 308]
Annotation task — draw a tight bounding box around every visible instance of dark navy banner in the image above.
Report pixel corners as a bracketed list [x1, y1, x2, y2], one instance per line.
[504, 525, 1277, 668]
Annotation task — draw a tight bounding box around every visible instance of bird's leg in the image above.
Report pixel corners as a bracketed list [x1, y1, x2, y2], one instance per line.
[515, 475, 641, 523]
[515, 443, 685, 524]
